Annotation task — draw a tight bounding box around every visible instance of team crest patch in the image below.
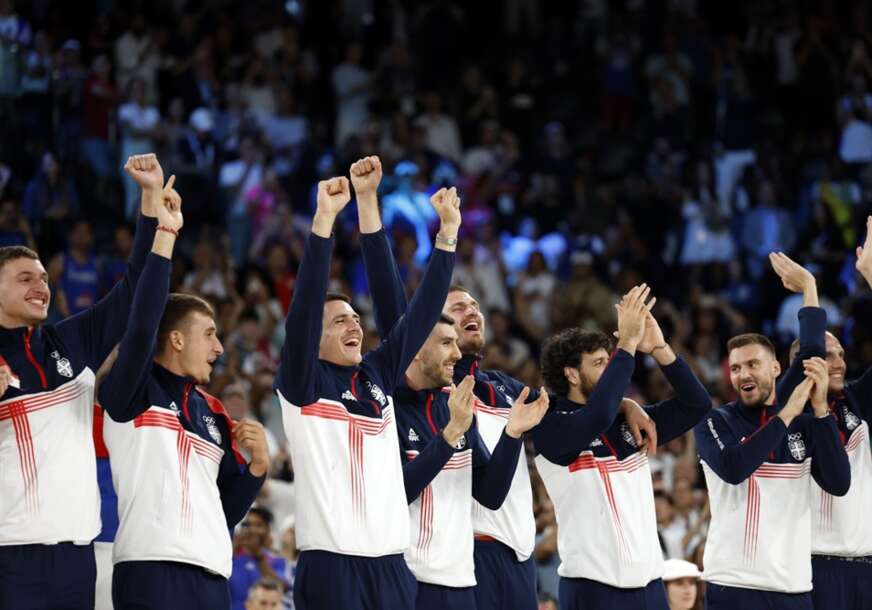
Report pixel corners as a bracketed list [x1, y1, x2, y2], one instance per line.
[202, 415, 222, 444]
[844, 409, 861, 431]
[50, 350, 73, 378]
[787, 432, 806, 461]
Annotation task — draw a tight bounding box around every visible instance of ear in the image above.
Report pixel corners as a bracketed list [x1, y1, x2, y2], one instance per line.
[772, 358, 782, 378]
[564, 366, 580, 387]
[170, 329, 185, 353]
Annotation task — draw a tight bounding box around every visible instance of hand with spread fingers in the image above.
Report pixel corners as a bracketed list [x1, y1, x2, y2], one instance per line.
[614, 284, 654, 355]
[769, 251, 818, 307]
[506, 386, 550, 439]
[803, 356, 830, 418]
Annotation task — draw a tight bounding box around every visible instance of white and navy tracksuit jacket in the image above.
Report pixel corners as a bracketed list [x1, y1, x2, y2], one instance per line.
[534, 350, 711, 589]
[98, 253, 264, 578]
[275, 231, 454, 559]
[0, 214, 156, 547]
[694, 307, 851, 594]
[394, 384, 522, 587]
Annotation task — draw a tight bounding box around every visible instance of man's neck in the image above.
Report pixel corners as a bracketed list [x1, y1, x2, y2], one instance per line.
[153, 353, 186, 378]
[567, 388, 587, 405]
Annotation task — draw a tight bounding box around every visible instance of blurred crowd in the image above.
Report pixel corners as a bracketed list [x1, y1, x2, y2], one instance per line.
[4, 0, 872, 607]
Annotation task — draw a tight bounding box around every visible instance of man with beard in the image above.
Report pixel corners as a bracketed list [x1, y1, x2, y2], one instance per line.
[394, 313, 549, 610]
[694, 252, 850, 610]
[275, 171, 459, 610]
[534, 285, 712, 610]
[352, 158, 660, 610]
[784, 221, 872, 610]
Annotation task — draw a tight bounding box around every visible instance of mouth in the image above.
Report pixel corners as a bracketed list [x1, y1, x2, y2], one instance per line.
[740, 382, 757, 393]
[26, 296, 47, 308]
[343, 336, 361, 348]
[463, 320, 480, 333]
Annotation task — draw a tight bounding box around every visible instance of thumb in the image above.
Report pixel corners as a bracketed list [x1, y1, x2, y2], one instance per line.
[164, 174, 176, 192]
[516, 386, 530, 405]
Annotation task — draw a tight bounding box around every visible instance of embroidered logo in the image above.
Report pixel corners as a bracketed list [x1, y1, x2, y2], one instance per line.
[408, 428, 420, 442]
[844, 409, 860, 431]
[787, 432, 806, 461]
[202, 415, 222, 444]
[364, 381, 387, 406]
[168, 401, 180, 415]
[589, 437, 603, 448]
[341, 390, 357, 402]
[620, 423, 637, 447]
[50, 350, 73, 378]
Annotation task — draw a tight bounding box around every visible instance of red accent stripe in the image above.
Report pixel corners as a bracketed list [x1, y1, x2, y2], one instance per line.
[23, 329, 47, 389]
[182, 383, 193, 425]
[600, 433, 620, 458]
[424, 393, 437, 435]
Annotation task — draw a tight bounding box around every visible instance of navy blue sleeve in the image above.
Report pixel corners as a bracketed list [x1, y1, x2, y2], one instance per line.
[368, 249, 455, 390]
[401, 434, 455, 504]
[216, 436, 266, 529]
[97, 252, 169, 423]
[776, 307, 827, 404]
[695, 411, 788, 485]
[56, 214, 157, 370]
[472, 429, 522, 510]
[532, 350, 634, 466]
[276, 233, 333, 406]
[360, 229, 407, 339]
[644, 357, 712, 446]
[807, 415, 851, 496]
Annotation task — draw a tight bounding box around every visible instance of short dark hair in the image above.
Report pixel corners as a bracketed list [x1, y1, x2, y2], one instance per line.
[157, 293, 215, 352]
[540, 329, 614, 397]
[325, 291, 351, 304]
[248, 578, 282, 598]
[726, 333, 776, 358]
[248, 506, 274, 525]
[438, 313, 455, 325]
[448, 284, 472, 296]
[0, 245, 39, 273]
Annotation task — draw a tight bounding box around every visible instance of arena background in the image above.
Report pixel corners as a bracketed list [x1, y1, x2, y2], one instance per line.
[2, 0, 872, 608]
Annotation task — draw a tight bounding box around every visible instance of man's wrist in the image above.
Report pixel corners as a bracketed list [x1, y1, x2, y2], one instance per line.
[442, 424, 464, 447]
[438, 223, 460, 237]
[356, 191, 378, 206]
[616, 339, 638, 355]
[652, 343, 676, 365]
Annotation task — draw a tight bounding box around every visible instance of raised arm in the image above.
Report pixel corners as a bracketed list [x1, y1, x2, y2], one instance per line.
[805, 357, 850, 496]
[695, 378, 811, 485]
[369, 188, 459, 389]
[97, 182, 182, 422]
[352, 155, 407, 337]
[635, 310, 712, 445]
[769, 252, 826, 401]
[473, 386, 548, 509]
[56, 155, 166, 369]
[276, 177, 351, 405]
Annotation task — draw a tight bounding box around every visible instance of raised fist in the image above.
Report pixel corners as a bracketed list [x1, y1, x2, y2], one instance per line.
[124, 153, 164, 192]
[316, 177, 352, 217]
[350, 156, 383, 198]
[430, 186, 461, 233]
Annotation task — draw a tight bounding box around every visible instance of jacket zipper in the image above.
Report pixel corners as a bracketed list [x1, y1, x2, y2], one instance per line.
[23, 329, 47, 389]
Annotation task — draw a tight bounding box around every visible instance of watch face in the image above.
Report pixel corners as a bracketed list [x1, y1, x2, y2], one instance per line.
[454, 436, 466, 450]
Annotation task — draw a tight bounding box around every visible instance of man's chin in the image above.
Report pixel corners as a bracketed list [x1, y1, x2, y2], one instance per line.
[460, 335, 485, 355]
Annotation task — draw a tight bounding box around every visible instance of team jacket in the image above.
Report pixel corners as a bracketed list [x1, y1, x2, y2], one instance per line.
[0, 214, 155, 546]
[98, 254, 263, 578]
[276, 232, 454, 558]
[360, 229, 536, 562]
[694, 307, 850, 593]
[534, 351, 711, 588]
[395, 384, 522, 587]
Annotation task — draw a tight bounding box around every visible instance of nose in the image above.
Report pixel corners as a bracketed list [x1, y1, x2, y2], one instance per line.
[451, 343, 461, 360]
[214, 337, 225, 356]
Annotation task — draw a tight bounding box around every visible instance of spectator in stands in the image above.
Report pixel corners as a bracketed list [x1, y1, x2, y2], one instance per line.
[663, 559, 703, 610]
[118, 78, 160, 219]
[244, 579, 284, 610]
[231, 507, 291, 610]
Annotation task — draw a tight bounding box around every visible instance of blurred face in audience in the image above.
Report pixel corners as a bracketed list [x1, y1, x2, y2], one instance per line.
[245, 586, 282, 610]
[0, 254, 49, 326]
[319, 298, 362, 366]
[444, 289, 485, 355]
[728, 344, 779, 407]
[666, 578, 698, 610]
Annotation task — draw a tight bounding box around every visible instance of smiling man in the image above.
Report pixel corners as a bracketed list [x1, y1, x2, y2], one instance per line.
[276, 174, 458, 610]
[0, 154, 163, 610]
[97, 187, 268, 610]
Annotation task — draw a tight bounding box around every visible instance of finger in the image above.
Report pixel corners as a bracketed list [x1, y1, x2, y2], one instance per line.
[164, 174, 176, 191]
[516, 386, 530, 405]
[372, 156, 382, 172]
[644, 295, 657, 312]
[339, 176, 350, 193]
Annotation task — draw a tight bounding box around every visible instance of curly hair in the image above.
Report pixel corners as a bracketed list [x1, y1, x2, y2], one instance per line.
[540, 329, 614, 397]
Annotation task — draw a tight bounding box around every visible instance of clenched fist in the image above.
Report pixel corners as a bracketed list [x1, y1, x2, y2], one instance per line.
[234, 419, 270, 477]
[350, 156, 383, 199]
